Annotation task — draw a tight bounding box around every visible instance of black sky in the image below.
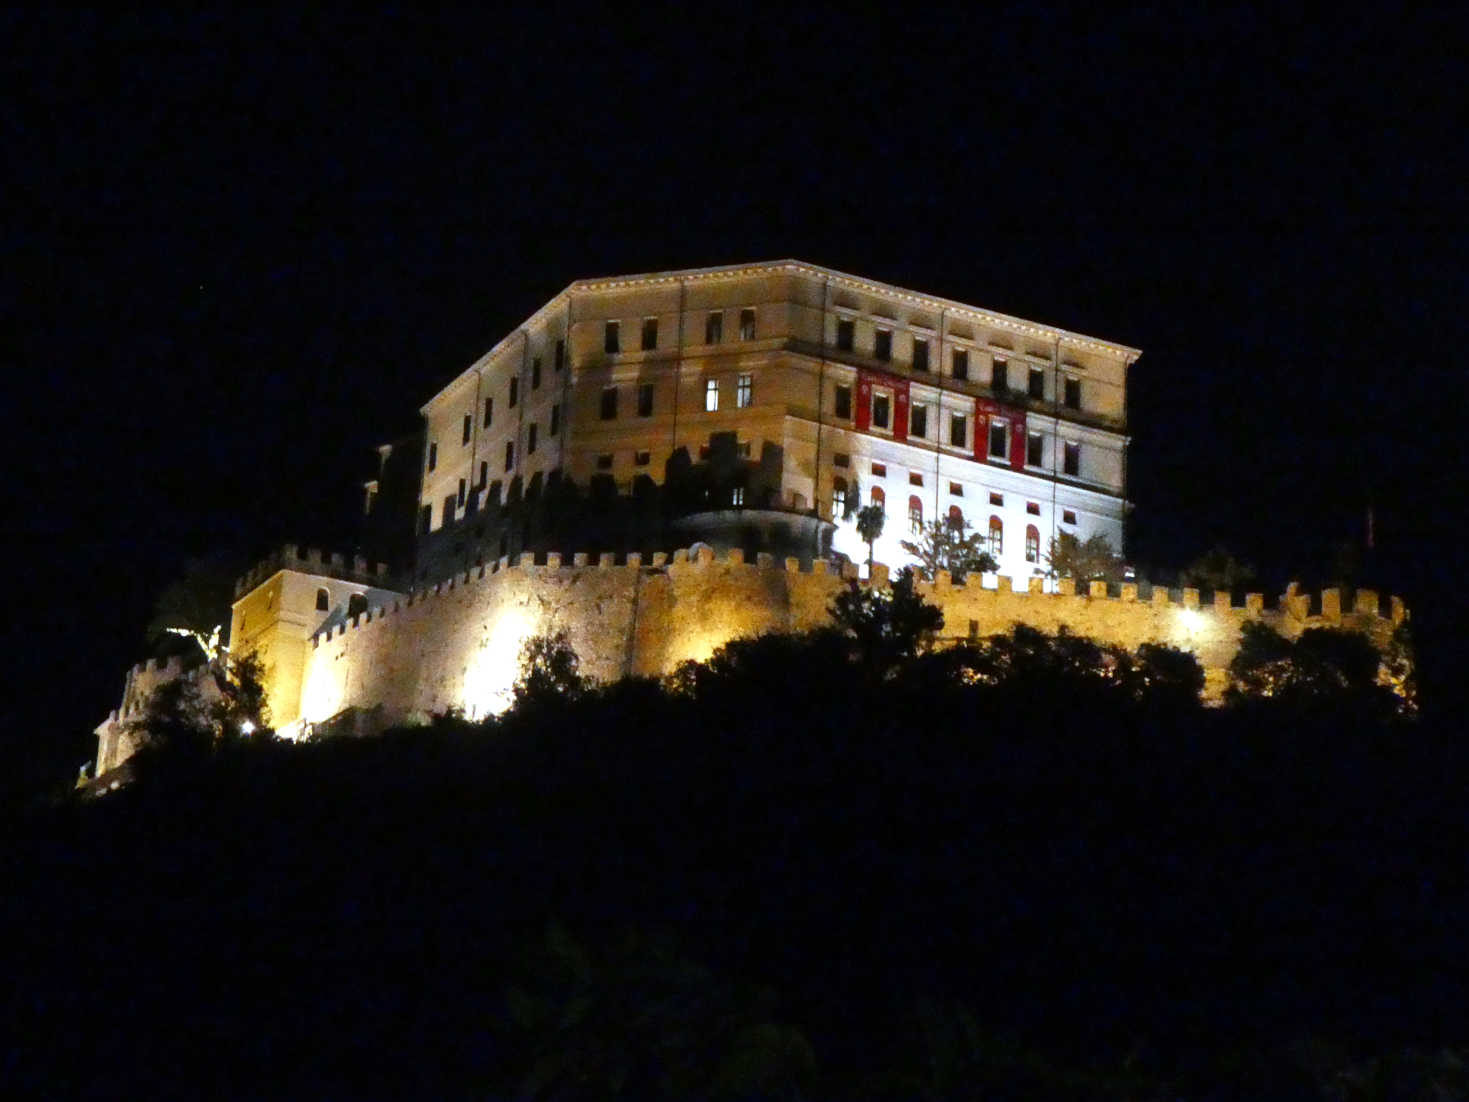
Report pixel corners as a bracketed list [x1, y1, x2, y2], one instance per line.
[3, 8, 1462, 785]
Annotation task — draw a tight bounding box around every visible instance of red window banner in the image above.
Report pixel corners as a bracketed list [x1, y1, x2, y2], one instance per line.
[856, 369, 910, 441]
[855, 377, 872, 431]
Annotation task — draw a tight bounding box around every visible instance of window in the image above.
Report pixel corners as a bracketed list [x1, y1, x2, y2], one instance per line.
[736, 440, 752, 458]
[952, 348, 969, 380]
[949, 413, 966, 448]
[739, 308, 756, 340]
[635, 450, 651, 466]
[913, 337, 930, 372]
[504, 441, 514, 471]
[462, 414, 471, 445]
[836, 318, 854, 351]
[988, 420, 1008, 459]
[483, 397, 493, 428]
[737, 373, 753, 408]
[348, 593, 368, 619]
[833, 452, 850, 468]
[550, 403, 560, 436]
[698, 444, 711, 460]
[909, 403, 927, 438]
[600, 387, 618, 420]
[604, 320, 620, 353]
[908, 495, 923, 533]
[1026, 501, 1040, 516]
[834, 384, 852, 419]
[458, 478, 466, 507]
[871, 485, 885, 507]
[906, 473, 922, 489]
[640, 318, 658, 351]
[1027, 432, 1044, 467]
[528, 424, 538, 454]
[705, 311, 723, 344]
[1064, 376, 1081, 410]
[1064, 441, 1081, 476]
[832, 476, 848, 518]
[949, 481, 963, 496]
[509, 377, 519, 407]
[1029, 367, 1045, 399]
[871, 462, 886, 477]
[872, 392, 890, 430]
[316, 587, 330, 611]
[1063, 509, 1077, 525]
[596, 453, 613, 470]
[555, 338, 565, 372]
[989, 492, 1003, 506]
[991, 358, 1008, 392]
[479, 460, 488, 486]
[731, 486, 745, 506]
[1026, 525, 1040, 563]
[874, 329, 892, 361]
[427, 442, 437, 471]
[705, 379, 719, 411]
[444, 493, 456, 523]
[636, 383, 654, 417]
[989, 516, 1003, 556]
[948, 504, 963, 529]
[532, 358, 542, 389]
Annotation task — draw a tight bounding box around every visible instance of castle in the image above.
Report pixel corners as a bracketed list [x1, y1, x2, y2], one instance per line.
[94, 261, 1407, 766]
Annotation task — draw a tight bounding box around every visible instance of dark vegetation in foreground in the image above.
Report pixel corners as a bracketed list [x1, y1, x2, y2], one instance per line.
[5, 580, 1457, 1099]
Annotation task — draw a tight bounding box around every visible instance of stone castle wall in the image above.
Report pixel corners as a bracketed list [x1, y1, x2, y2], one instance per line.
[297, 549, 1407, 731]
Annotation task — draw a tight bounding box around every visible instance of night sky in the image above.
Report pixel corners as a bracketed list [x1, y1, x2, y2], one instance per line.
[4, 9, 1462, 789]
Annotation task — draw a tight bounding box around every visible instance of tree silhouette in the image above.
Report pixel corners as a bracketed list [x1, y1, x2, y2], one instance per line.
[900, 516, 998, 583]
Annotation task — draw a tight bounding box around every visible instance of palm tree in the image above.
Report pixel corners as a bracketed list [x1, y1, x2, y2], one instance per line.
[855, 503, 885, 572]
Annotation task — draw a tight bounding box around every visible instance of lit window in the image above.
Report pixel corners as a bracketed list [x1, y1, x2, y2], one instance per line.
[635, 450, 651, 466]
[509, 377, 518, 407]
[1027, 432, 1044, 467]
[705, 311, 723, 344]
[1029, 367, 1045, 399]
[871, 462, 886, 477]
[1064, 377, 1081, 410]
[737, 373, 753, 408]
[832, 476, 848, 519]
[1064, 441, 1081, 476]
[909, 403, 927, 439]
[316, 588, 329, 611]
[909, 472, 924, 487]
[427, 442, 437, 472]
[1026, 524, 1040, 563]
[550, 404, 560, 436]
[739, 308, 756, 341]
[836, 318, 854, 351]
[504, 441, 514, 471]
[989, 492, 1003, 506]
[600, 387, 618, 420]
[731, 486, 745, 506]
[991, 358, 1008, 392]
[596, 454, 613, 470]
[528, 424, 538, 454]
[705, 379, 719, 411]
[1063, 510, 1077, 525]
[834, 384, 852, 419]
[949, 413, 966, 448]
[604, 321, 620, 354]
[737, 440, 752, 458]
[872, 392, 891, 430]
[462, 414, 471, 445]
[874, 329, 892, 362]
[483, 397, 493, 428]
[949, 482, 963, 496]
[989, 516, 1003, 556]
[988, 420, 1008, 459]
[951, 348, 969, 380]
[913, 337, 930, 372]
[908, 495, 923, 533]
[871, 486, 886, 507]
[638, 383, 654, 417]
[641, 317, 658, 351]
[532, 358, 542, 389]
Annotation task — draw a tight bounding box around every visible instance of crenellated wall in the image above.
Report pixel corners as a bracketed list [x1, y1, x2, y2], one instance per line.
[93, 655, 215, 775]
[294, 550, 1407, 733]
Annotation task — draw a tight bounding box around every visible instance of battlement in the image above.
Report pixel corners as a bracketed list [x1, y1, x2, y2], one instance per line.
[235, 544, 393, 597]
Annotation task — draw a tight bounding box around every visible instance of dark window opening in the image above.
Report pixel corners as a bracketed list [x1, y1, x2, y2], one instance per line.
[604, 321, 620, 354]
[528, 424, 538, 454]
[531, 358, 542, 389]
[596, 453, 613, 470]
[836, 318, 854, 351]
[950, 413, 966, 447]
[600, 387, 618, 420]
[874, 329, 892, 361]
[834, 384, 852, 419]
[315, 588, 330, 611]
[705, 311, 723, 344]
[989, 421, 1008, 458]
[872, 393, 890, 429]
[739, 308, 756, 340]
[641, 317, 658, 351]
[509, 377, 518, 407]
[1029, 367, 1045, 399]
[550, 404, 560, 435]
[638, 383, 654, 417]
[910, 404, 927, 438]
[913, 338, 930, 372]
[952, 349, 969, 380]
[504, 441, 514, 471]
[555, 339, 565, 371]
[635, 450, 651, 466]
[991, 359, 1008, 392]
[1064, 377, 1082, 410]
[1064, 441, 1081, 476]
[1027, 433, 1044, 467]
[427, 442, 437, 471]
[483, 397, 493, 428]
[833, 452, 850, 468]
[462, 414, 471, 445]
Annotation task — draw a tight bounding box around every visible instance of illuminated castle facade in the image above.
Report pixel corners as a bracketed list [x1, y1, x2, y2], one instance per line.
[91, 262, 1407, 766]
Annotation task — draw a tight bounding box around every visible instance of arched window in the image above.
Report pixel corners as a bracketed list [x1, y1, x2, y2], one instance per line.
[908, 495, 923, 533]
[871, 486, 885, 508]
[1025, 524, 1041, 563]
[988, 516, 1003, 557]
[315, 587, 330, 612]
[347, 593, 368, 618]
[832, 476, 848, 520]
[947, 504, 964, 530]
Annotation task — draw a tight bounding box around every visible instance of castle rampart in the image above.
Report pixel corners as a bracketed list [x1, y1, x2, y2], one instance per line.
[294, 550, 1406, 733]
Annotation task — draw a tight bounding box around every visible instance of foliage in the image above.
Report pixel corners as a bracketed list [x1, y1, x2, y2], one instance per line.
[513, 631, 588, 708]
[854, 502, 885, 566]
[1226, 620, 1403, 714]
[830, 565, 944, 670]
[1181, 545, 1256, 592]
[899, 516, 998, 583]
[1044, 530, 1125, 582]
[126, 650, 274, 770]
[145, 552, 244, 645]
